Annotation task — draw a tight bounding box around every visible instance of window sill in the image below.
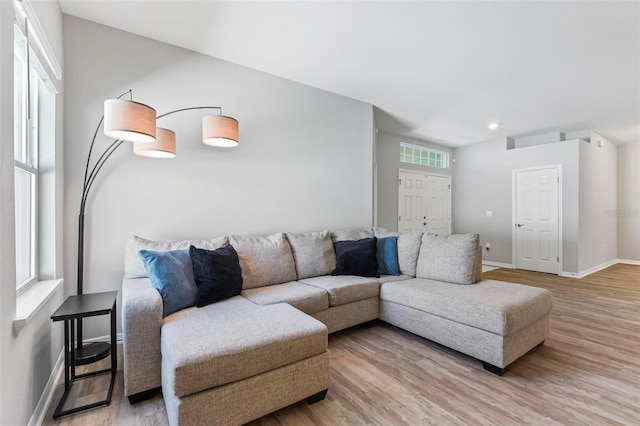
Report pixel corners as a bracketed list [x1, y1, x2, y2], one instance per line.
[13, 278, 63, 337]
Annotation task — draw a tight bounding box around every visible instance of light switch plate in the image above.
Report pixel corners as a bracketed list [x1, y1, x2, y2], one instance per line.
[486, 210, 493, 217]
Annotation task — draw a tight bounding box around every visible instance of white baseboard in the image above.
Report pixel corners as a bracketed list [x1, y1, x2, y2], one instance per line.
[482, 261, 514, 269]
[85, 332, 123, 343]
[560, 258, 638, 279]
[28, 348, 64, 426]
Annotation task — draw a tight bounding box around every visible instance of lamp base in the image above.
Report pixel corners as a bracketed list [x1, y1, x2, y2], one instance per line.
[74, 341, 111, 366]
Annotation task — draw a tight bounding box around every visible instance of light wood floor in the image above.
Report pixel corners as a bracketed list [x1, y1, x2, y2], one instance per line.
[43, 264, 640, 425]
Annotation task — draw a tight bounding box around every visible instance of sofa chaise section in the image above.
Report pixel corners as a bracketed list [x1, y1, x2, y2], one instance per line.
[380, 278, 552, 374]
[378, 233, 552, 374]
[161, 296, 330, 425]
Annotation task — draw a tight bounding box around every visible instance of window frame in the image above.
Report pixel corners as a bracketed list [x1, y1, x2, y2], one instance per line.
[399, 142, 449, 169]
[14, 23, 41, 294]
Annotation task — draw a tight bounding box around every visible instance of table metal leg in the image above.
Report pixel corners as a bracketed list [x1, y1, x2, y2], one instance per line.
[111, 300, 117, 375]
[63, 320, 70, 391]
[70, 319, 76, 379]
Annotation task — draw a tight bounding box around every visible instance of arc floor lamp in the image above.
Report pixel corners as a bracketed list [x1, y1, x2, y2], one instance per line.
[76, 90, 239, 363]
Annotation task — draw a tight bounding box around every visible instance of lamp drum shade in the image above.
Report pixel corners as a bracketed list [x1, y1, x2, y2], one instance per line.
[202, 115, 239, 147]
[104, 99, 157, 143]
[134, 128, 176, 158]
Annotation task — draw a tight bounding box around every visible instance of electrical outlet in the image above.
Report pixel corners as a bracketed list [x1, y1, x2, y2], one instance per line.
[485, 242, 491, 251]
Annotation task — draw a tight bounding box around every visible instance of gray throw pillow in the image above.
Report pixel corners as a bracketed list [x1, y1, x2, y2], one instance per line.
[373, 227, 400, 238]
[331, 228, 374, 242]
[286, 231, 336, 279]
[416, 233, 480, 285]
[228, 233, 297, 289]
[397, 232, 423, 276]
[124, 235, 228, 278]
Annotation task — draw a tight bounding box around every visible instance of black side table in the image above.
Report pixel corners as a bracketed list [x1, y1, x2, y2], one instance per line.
[51, 291, 117, 418]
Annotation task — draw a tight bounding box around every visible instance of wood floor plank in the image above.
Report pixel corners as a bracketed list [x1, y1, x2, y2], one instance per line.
[43, 264, 640, 425]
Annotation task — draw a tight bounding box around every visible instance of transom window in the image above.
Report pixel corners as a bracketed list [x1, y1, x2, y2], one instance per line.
[400, 143, 449, 169]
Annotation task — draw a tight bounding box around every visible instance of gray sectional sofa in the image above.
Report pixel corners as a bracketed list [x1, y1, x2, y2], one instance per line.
[122, 228, 552, 425]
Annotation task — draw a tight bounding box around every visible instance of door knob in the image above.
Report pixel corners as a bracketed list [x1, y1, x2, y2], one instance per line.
[516, 223, 525, 227]
[423, 222, 427, 226]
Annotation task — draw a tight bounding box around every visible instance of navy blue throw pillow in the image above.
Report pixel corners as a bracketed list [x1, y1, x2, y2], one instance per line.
[332, 237, 379, 278]
[138, 249, 197, 317]
[189, 245, 243, 307]
[377, 236, 400, 276]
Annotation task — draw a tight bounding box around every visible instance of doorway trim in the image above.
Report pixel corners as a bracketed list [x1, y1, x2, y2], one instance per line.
[511, 164, 563, 274]
[398, 168, 452, 235]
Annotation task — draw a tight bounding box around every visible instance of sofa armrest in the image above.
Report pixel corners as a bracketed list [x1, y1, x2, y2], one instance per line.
[122, 278, 163, 397]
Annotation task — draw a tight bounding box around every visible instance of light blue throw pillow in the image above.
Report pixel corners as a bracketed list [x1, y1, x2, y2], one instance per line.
[377, 236, 400, 276]
[138, 249, 197, 317]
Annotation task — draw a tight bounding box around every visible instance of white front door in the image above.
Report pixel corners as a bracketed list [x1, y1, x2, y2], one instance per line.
[398, 171, 427, 232]
[426, 175, 451, 236]
[398, 171, 451, 234]
[514, 167, 560, 274]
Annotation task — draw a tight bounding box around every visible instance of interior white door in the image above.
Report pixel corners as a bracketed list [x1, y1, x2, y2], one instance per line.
[515, 167, 560, 274]
[426, 175, 451, 236]
[398, 171, 427, 232]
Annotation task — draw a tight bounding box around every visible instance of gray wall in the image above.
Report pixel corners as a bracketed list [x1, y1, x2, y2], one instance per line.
[63, 17, 374, 338]
[578, 133, 618, 271]
[617, 141, 640, 260]
[0, 1, 65, 425]
[376, 131, 453, 231]
[452, 138, 580, 273]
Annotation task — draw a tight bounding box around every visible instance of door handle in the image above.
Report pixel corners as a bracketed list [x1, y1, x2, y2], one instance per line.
[516, 223, 525, 227]
[423, 223, 427, 226]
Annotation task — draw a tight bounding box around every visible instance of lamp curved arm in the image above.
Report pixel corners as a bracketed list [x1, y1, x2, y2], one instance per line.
[78, 101, 226, 295]
[81, 104, 223, 210]
[157, 106, 222, 119]
[81, 139, 125, 209]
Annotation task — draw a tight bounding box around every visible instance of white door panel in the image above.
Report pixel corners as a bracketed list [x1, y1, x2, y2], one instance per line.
[398, 172, 426, 232]
[515, 167, 559, 274]
[426, 175, 451, 236]
[399, 171, 450, 235]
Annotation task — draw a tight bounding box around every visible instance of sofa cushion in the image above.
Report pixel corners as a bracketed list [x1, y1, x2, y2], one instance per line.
[377, 236, 400, 276]
[397, 232, 423, 277]
[378, 274, 413, 284]
[332, 238, 379, 278]
[138, 249, 197, 317]
[379, 278, 553, 335]
[299, 275, 380, 307]
[242, 281, 329, 314]
[331, 228, 374, 242]
[228, 233, 297, 289]
[373, 227, 400, 238]
[285, 231, 336, 279]
[189, 245, 243, 308]
[125, 235, 228, 278]
[161, 297, 327, 397]
[416, 233, 479, 285]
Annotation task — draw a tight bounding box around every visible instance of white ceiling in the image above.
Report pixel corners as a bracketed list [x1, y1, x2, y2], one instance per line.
[59, 1, 640, 147]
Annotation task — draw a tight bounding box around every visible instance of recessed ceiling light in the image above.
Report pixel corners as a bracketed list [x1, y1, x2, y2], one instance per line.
[488, 123, 499, 130]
